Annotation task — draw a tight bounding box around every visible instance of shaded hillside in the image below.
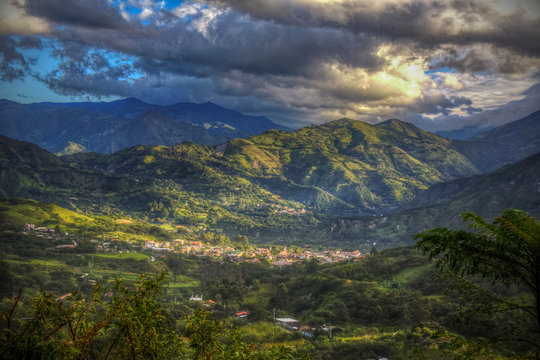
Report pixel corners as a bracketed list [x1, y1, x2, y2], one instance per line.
[0, 103, 125, 151]
[2, 110, 539, 245]
[0, 98, 286, 153]
[84, 111, 225, 153]
[0, 135, 142, 209]
[452, 110, 540, 172]
[64, 97, 289, 136]
[435, 124, 489, 140]
[313, 151, 540, 249]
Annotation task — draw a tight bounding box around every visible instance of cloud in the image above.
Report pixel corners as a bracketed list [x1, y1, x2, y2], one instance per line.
[413, 80, 540, 131]
[443, 74, 464, 91]
[0, 36, 42, 81]
[26, 0, 129, 30]
[200, 0, 540, 53]
[1, 0, 539, 130]
[0, 0, 50, 35]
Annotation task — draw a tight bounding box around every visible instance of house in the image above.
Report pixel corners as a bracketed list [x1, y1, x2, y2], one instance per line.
[144, 241, 155, 248]
[299, 325, 316, 338]
[235, 311, 249, 319]
[56, 244, 75, 249]
[24, 223, 36, 230]
[275, 318, 301, 330]
[189, 294, 203, 301]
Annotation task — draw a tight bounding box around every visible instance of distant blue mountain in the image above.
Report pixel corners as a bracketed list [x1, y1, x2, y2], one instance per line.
[58, 97, 289, 136]
[434, 125, 491, 140]
[0, 98, 289, 154]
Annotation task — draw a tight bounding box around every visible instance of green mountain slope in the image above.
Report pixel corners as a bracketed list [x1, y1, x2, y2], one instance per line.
[2, 110, 539, 246]
[65, 118, 480, 215]
[221, 119, 479, 212]
[0, 136, 322, 238]
[0, 135, 143, 209]
[313, 151, 540, 250]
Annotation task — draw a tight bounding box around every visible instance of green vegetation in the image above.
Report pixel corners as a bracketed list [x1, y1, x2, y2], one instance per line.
[2, 115, 539, 247]
[312, 152, 540, 249]
[416, 209, 540, 356]
[0, 274, 293, 359]
[1, 111, 539, 358]
[1, 207, 537, 358]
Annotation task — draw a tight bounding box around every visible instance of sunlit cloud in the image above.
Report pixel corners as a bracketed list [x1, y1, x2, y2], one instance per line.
[0, 0, 50, 35]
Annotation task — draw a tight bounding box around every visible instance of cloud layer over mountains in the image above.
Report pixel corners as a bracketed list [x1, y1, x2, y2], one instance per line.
[1, 0, 539, 130]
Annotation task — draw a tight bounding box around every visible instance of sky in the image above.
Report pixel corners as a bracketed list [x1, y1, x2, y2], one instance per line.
[0, 0, 539, 131]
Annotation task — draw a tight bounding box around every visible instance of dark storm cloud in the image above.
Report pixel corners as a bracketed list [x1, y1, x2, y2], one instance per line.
[406, 93, 473, 116]
[201, 0, 540, 56]
[0, 36, 40, 81]
[45, 8, 383, 79]
[17, 0, 540, 81]
[2, 0, 539, 129]
[26, 0, 129, 30]
[430, 45, 540, 75]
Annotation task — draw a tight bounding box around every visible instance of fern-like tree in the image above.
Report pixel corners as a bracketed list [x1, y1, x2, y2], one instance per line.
[415, 209, 540, 358]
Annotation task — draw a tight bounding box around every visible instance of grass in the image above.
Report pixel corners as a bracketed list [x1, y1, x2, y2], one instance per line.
[0, 199, 94, 227]
[394, 264, 431, 283]
[94, 252, 150, 260]
[166, 276, 199, 289]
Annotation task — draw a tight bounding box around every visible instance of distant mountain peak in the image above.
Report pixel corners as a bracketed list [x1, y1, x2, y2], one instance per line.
[0, 99, 18, 107]
[120, 97, 147, 104]
[377, 118, 415, 127]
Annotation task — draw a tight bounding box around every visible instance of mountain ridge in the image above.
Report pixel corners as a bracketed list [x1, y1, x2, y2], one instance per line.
[0, 98, 288, 154]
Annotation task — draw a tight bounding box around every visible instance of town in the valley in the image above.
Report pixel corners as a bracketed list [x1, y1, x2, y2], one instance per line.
[20, 223, 364, 266]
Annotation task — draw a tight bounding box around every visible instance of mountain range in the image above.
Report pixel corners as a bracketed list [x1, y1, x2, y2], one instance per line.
[0, 98, 288, 154]
[0, 108, 539, 248]
[312, 150, 540, 248]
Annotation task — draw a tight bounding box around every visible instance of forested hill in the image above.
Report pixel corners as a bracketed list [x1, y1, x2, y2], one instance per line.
[64, 117, 480, 215]
[314, 151, 540, 248]
[1, 111, 539, 246]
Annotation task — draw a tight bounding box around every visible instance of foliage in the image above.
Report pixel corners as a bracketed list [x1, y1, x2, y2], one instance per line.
[415, 209, 540, 357]
[0, 273, 182, 360]
[0, 273, 298, 360]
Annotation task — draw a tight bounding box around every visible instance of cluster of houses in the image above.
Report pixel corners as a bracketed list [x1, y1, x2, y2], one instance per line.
[23, 224, 78, 249]
[144, 240, 364, 265]
[269, 204, 308, 215]
[21, 223, 363, 264]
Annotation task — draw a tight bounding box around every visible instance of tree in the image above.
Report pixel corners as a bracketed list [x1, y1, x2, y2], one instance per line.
[0, 273, 182, 360]
[234, 235, 249, 249]
[1, 274, 295, 360]
[415, 209, 540, 357]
